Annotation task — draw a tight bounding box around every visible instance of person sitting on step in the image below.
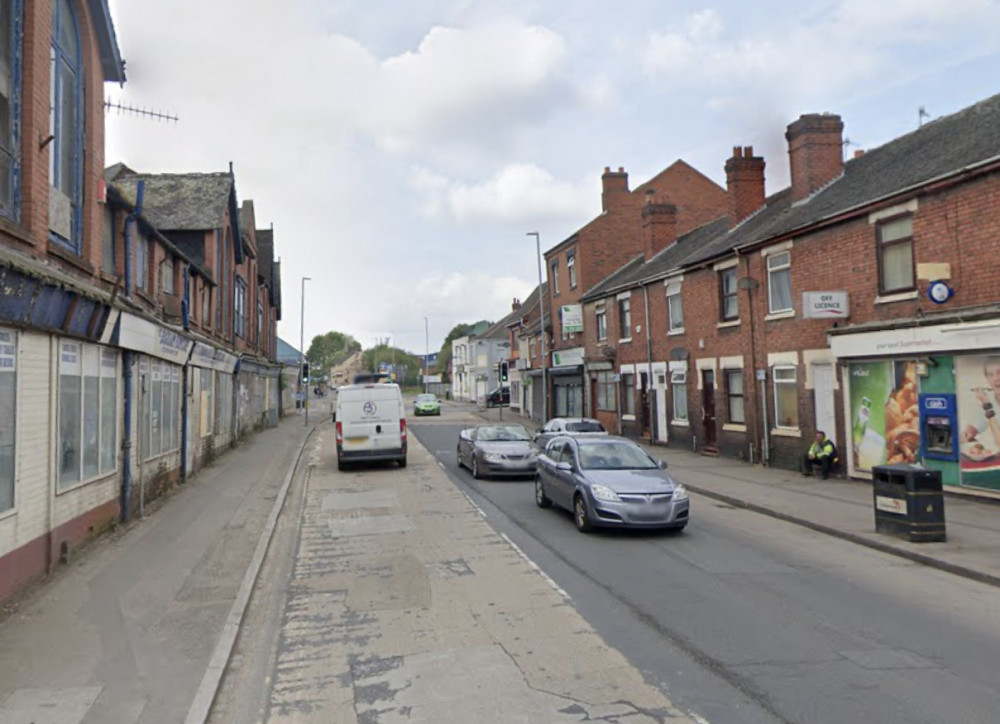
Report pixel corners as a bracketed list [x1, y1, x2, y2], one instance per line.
[802, 430, 837, 480]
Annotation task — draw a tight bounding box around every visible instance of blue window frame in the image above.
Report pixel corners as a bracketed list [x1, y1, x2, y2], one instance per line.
[50, 0, 82, 251]
[0, 2, 21, 220]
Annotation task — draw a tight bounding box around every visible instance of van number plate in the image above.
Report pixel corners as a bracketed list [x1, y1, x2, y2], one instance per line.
[346, 436, 369, 444]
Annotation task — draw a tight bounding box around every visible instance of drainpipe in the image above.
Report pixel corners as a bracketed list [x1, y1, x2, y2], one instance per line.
[120, 180, 145, 521]
[643, 285, 655, 446]
[737, 247, 767, 466]
[232, 358, 241, 447]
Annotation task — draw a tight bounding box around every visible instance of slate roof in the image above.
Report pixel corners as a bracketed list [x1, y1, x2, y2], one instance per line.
[111, 171, 235, 232]
[276, 337, 301, 365]
[580, 91, 1000, 300]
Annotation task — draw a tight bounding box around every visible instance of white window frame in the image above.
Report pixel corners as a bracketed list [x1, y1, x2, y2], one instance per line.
[550, 260, 559, 296]
[596, 307, 607, 341]
[670, 369, 687, 422]
[725, 369, 745, 424]
[666, 280, 683, 333]
[596, 370, 616, 412]
[162, 256, 174, 295]
[772, 365, 799, 430]
[0, 327, 16, 515]
[567, 251, 577, 289]
[618, 295, 631, 342]
[58, 341, 119, 490]
[766, 251, 792, 314]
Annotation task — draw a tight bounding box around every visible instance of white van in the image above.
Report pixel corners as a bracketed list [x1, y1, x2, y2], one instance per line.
[335, 383, 407, 470]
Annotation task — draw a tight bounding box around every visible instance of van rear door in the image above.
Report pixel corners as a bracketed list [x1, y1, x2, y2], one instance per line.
[340, 386, 403, 453]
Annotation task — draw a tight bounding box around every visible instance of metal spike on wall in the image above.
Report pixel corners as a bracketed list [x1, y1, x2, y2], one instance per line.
[104, 99, 179, 123]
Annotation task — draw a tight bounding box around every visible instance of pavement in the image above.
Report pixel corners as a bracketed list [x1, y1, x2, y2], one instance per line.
[471, 403, 1000, 589]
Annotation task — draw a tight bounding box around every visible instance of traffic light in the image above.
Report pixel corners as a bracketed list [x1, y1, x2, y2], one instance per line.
[301, 362, 310, 384]
[499, 360, 509, 383]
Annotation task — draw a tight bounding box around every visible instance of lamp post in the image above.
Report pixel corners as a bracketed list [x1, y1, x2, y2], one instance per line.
[300, 276, 311, 426]
[423, 317, 429, 393]
[528, 232, 547, 423]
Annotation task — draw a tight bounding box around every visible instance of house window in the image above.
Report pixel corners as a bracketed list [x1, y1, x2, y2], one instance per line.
[257, 300, 264, 345]
[767, 251, 792, 313]
[621, 373, 635, 415]
[58, 342, 118, 489]
[0, 328, 16, 512]
[666, 281, 683, 331]
[135, 227, 148, 292]
[529, 337, 535, 361]
[162, 257, 174, 295]
[234, 277, 247, 338]
[725, 370, 745, 424]
[877, 215, 914, 293]
[550, 260, 559, 296]
[671, 369, 688, 421]
[596, 370, 616, 412]
[773, 365, 799, 428]
[567, 251, 576, 289]
[720, 268, 738, 321]
[0, 2, 21, 220]
[102, 207, 115, 275]
[201, 286, 210, 328]
[618, 297, 631, 339]
[50, 0, 82, 250]
[596, 308, 607, 341]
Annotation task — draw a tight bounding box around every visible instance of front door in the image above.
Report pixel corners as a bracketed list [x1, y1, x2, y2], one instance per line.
[702, 369, 717, 449]
[813, 364, 837, 445]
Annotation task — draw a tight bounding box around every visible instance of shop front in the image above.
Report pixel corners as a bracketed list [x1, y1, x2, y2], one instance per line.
[550, 347, 585, 418]
[831, 316, 1000, 494]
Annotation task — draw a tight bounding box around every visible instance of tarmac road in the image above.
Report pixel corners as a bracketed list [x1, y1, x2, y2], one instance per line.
[410, 409, 1000, 724]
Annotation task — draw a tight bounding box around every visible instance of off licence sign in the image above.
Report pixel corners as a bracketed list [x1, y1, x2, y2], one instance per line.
[803, 291, 849, 319]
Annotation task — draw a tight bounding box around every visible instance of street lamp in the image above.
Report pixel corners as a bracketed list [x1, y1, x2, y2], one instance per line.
[528, 232, 547, 423]
[300, 276, 311, 426]
[423, 316, 429, 394]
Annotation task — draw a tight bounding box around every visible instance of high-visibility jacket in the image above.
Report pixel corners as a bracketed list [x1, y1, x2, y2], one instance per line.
[809, 438, 834, 459]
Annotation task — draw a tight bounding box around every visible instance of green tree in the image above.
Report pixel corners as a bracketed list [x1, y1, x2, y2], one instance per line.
[306, 331, 362, 375]
[436, 321, 491, 383]
[361, 344, 423, 386]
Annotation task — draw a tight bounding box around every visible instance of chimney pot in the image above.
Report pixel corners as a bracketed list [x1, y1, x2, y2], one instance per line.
[617, 166, 624, 173]
[853, 149, 865, 159]
[744, 145, 754, 156]
[604, 166, 611, 173]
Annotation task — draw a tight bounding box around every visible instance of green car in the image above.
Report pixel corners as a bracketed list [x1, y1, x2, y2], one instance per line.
[414, 393, 441, 416]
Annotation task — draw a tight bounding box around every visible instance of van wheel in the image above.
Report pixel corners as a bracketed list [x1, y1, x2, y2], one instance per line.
[399, 457, 407, 468]
[337, 460, 346, 472]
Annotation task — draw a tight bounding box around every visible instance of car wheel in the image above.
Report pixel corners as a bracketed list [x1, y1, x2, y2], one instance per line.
[573, 494, 593, 533]
[456, 447, 464, 469]
[472, 456, 483, 479]
[535, 476, 551, 508]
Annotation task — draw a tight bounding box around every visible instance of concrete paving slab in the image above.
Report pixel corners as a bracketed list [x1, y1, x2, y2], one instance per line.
[0, 686, 103, 724]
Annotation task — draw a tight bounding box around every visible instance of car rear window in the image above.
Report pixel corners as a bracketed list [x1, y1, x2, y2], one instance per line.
[567, 421, 605, 433]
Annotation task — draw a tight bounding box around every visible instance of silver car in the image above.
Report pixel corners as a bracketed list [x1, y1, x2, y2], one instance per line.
[457, 424, 537, 479]
[535, 436, 689, 533]
[532, 417, 608, 450]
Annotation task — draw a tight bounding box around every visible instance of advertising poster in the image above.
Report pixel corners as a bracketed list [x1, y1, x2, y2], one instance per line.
[848, 361, 922, 472]
[955, 355, 1000, 491]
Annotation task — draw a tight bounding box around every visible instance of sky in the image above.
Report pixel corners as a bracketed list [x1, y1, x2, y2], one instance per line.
[104, 0, 1000, 356]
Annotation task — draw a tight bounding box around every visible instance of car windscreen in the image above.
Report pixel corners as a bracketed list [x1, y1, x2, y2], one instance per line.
[577, 441, 657, 469]
[417, 394, 436, 402]
[477, 426, 532, 442]
[566, 421, 605, 433]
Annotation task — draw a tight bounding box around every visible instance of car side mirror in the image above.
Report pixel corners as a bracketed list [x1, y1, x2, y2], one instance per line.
[459, 430, 470, 441]
[658, 459, 668, 469]
[556, 461, 573, 472]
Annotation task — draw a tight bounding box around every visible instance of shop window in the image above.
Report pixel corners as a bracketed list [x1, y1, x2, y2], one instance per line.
[666, 281, 683, 331]
[671, 369, 687, 421]
[0, 1, 22, 221]
[49, 0, 83, 251]
[621, 373, 635, 415]
[877, 215, 915, 293]
[767, 251, 792, 313]
[59, 342, 118, 489]
[0, 328, 16, 512]
[773, 365, 799, 428]
[719, 268, 738, 321]
[202, 369, 214, 436]
[726, 370, 745, 424]
[596, 370, 616, 412]
[140, 358, 180, 459]
[596, 308, 607, 341]
[618, 297, 631, 340]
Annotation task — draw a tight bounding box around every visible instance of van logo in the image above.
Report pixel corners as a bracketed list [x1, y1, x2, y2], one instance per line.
[363, 401, 377, 415]
[925, 397, 947, 410]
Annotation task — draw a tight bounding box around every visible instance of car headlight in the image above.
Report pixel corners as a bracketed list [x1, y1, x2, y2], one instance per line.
[591, 484, 620, 502]
[672, 483, 688, 502]
[483, 453, 503, 462]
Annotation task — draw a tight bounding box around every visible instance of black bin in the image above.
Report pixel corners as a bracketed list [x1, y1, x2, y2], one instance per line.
[872, 463, 945, 542]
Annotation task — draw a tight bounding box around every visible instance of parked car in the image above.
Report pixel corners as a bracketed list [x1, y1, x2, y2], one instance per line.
[335, 383, 407, 470]
[413, 393, 441, 416]
[533, 417, 608, 450]
[486, 386, 510, 407]
[457, 424, 537, 479]
[535, 436, 688, 533]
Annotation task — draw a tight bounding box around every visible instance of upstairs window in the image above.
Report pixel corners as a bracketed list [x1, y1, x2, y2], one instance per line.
[618, 296, 631, 339]
[550, 260, 559, 296]
[234, 277, 247, 338]
[719, 268, 738, 321]
[666, 280, 683, 331]
[767, 251, 792, 313]
[50, 0, 82, 250]
[0, 3, 22, 220]
[134, 227, 149, 292]
[877, 216, 914, 293]
[567, 251, 576, 289]
[161, 257, 174, 295]
[596, 307, 607, 341]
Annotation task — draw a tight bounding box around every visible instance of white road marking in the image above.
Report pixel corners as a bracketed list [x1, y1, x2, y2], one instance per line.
[500, 532, 570, 601]
[460, 491, 488, 518]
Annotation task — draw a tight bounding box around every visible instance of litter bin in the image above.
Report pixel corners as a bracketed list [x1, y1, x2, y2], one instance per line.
[872, 463, 945, 542]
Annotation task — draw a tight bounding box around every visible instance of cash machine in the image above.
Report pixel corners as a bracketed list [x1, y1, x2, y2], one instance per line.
[918, 393, 958, 461]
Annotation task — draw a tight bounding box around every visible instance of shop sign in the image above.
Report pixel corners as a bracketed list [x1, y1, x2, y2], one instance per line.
[831, 319, 1000, 359]
[551, 347, 584, 368]
[190, 341, 239, 373]
[561, 305, 584, 333]
[116, 312, 192, 364]
[803, 291, 849, 319]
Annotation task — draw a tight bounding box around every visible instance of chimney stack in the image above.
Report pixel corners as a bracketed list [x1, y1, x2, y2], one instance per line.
[601, 166, 629, 212]
[511, 298, 521, 312]
[786, 113, 844, 203]
[725, 145, 766, 228]
[641, 189, 678, 260]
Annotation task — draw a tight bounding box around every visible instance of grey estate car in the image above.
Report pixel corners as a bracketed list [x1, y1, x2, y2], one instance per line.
[535, 436, 689, 533]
